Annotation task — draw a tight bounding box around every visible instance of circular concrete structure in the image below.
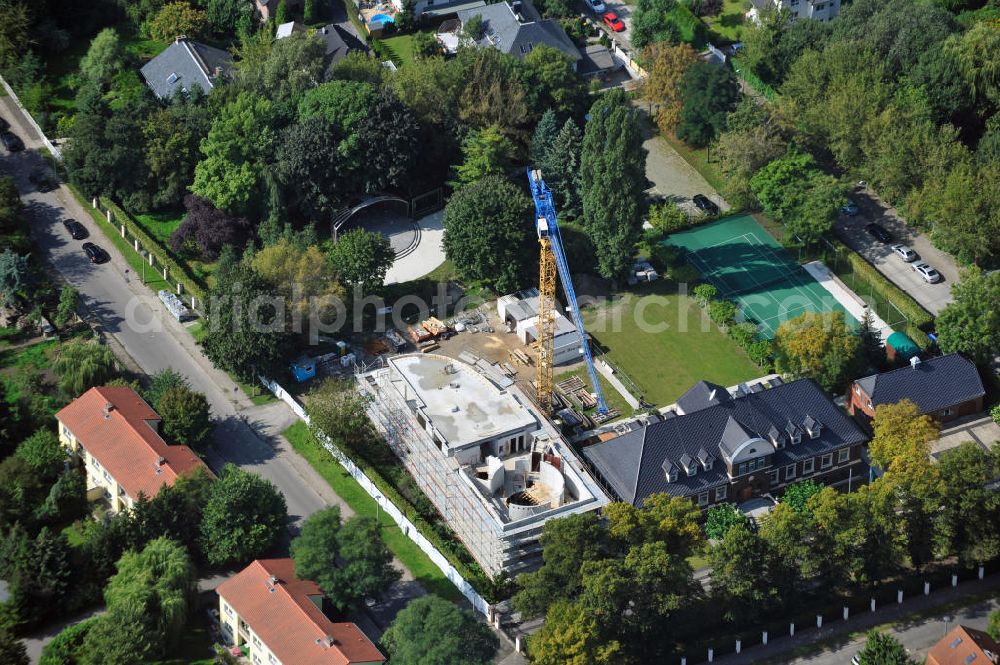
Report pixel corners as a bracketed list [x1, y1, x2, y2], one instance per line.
[343, 204, 419, 258]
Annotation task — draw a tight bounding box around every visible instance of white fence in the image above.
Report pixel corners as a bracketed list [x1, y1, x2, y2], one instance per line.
[258, 375, 492, 617]
[0, 74, 62, 160]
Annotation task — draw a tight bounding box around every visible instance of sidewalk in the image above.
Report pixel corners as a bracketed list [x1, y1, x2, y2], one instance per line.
[707, 574, 1000, 665]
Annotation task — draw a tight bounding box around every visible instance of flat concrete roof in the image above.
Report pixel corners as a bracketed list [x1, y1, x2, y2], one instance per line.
[389, 354, 537, 449]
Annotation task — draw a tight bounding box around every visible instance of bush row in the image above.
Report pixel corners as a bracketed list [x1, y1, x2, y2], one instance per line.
[732, 57, 778, 101]
[832, 238, 934, 348]
[98, 196, 207, 305]
[693, 283, 774, 370]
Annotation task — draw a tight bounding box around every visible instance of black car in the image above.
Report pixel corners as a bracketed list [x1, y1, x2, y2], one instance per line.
[82, 242, 109, 263]
[63, 219, 88, 240]
[0, 115, 8, 131]
[693, 194, 719, 215]
[1, 131, 23, 152]
[29, 168, 59, 192]
[864, 222, 893, 243]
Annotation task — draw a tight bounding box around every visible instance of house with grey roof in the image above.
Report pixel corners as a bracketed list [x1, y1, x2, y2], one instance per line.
[847, 354, 985, 424]
[456, 1, 582, 67]
[584, 377, 868, 510]
[139, 37, 233, 100]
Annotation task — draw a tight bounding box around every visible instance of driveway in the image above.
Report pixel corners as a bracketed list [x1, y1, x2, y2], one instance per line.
[931, 414, 1000, 459]
[833, 187, 958, 316]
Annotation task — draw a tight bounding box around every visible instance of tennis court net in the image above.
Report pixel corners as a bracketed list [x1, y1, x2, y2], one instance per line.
[686, 253, 805, 298]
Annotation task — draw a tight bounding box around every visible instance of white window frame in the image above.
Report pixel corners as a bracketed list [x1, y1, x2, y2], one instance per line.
[821, 453, 833, 469]
[715, 486, 727, 502]
[784, 464, 796, 481]
[223, 602, 233, 617]
[697, 492, 709, 506]
[838, 448, 850, 463]
[802, 457, 815, 475]
[687, 465, 697, 477]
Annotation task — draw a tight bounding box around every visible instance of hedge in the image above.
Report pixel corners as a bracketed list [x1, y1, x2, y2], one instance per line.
[732, 58, 778, 102]
[833, 239, 934, 348]
[98, 196, 207, 305]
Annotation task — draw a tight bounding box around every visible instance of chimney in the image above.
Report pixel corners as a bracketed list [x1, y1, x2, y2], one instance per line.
[157, 455, 166, 465]
[103, 402, 114, 419]
[268, 575, 278, 585]
[910, 356, 922, 369]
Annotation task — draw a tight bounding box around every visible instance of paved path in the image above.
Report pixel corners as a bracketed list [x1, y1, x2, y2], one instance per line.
[384, 209, 445, 285]
[595, 358, 641, 409]
[0, 93, 424, 640]
[804, 261, 894, 339]
[709, 575, 1000, 665]
[931, 414, 1000, 459]
[833, 186, 958, 315]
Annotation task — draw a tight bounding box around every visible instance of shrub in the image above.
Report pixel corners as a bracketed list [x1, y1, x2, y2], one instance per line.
[708, 299, 737, 326]
[991, 404, 1000, 426]
[693, 283, 718, 305]
[729, 321, 759, 348]
[649, 202, 692, 233]
[671, 263, 701, 284]
[746, 339, 773, 368]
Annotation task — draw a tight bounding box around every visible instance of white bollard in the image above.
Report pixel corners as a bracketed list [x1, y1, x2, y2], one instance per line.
[190, 295, 197, 310]
[843, 607, 849, 621]
[134, 238, 139, 252]
[120, 224, 126, 238]
[979, 567, 985, 580]
[736, 640, 741, 654]
[106, 209, 112, 223]
[897, 590, 903, 604]
[177, 282, 183, 295]
[952, 575, 958, 587]
[817, 615, 822, 629]
[149, 252, 154, 266]
[762, 631, 768, 645]
[871, 598, 876, 613]
[789, 624, 794, 637]
[707, 648, 714, 662]
[92, 197, 98, 208]
[924, 582, 930, 596]
[515, 635, 523, 653]
[681, 658, 687, 665]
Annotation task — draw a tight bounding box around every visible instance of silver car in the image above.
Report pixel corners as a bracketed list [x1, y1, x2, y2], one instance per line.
[912, 261, 942, 283]
[891, 244, 917, 262]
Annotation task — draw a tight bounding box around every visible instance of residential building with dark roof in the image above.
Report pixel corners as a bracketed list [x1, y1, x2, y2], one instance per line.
[56, 386, 212, 515]
[456, 1, 582, 68]
[217, 559, 384, 665]
[926, 625, 1000, 665]
[847, 353, 985, 424]
[139, 37, 233, 100]
[583, 377, 868, 509]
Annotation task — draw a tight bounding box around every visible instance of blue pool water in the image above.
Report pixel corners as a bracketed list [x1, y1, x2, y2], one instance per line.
[371, 13, 394, 23]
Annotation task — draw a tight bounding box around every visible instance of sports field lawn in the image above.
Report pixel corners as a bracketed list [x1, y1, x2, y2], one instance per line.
[580, 280, 761, 407]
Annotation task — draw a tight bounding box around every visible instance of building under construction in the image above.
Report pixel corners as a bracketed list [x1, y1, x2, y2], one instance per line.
[356, 353, 609, 576]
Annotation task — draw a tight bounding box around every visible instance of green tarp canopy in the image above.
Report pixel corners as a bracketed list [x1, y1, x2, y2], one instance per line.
[886, 331, 920, 359]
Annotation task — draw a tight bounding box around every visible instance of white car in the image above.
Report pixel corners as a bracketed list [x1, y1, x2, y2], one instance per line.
[912, 261, 942, 283]
[587, 0, 606, 12]
[891, 244, 917, 262]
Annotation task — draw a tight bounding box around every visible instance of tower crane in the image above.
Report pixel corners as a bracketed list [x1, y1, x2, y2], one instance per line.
[527, 168, 609, 416]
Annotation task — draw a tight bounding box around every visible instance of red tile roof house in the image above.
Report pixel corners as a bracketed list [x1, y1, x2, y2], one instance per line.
[217, 559, 385, 665]
[55, 386, 212, 515]
[847, 353, 986, 425]
[926, 625, 1000, 665]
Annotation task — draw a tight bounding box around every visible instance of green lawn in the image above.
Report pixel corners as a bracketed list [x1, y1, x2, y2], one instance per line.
[703, 0, 751, 42]
[151, 622, 216, 665]
[134, 211, 184, 247]
[554, 366, 634, 419]
[375, 32, 435, 67]
[283, 421, 465, 603]
[580, 280, 761, 407]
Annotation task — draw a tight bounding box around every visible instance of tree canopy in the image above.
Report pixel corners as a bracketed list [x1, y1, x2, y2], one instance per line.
[382, 595, 499, 665]
[200, 464, 287, 566]
[773, 311, 864, 392]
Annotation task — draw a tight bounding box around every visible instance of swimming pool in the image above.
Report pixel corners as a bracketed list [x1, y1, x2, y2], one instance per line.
[371, 13, 394, 23]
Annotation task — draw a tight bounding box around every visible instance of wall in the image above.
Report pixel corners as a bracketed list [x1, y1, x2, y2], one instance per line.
[258, 375, 491, 616]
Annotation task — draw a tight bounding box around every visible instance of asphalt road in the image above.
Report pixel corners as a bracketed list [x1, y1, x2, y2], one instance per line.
[789, 596, 1000, 665]
[0, 93, 424, 640]
[833, 187, 957, 316]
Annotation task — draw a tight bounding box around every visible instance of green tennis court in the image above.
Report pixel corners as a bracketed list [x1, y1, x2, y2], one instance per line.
[665, 215, 855, 338]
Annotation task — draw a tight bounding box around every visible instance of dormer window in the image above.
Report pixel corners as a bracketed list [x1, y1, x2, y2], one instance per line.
[768, 425, 785, 449]
[679, 453, 697, 477]
[662, 459, 679, 483]
[803, 415, 823, 439]
[697, 447, 716, 471]
[786, 421, 801, 445]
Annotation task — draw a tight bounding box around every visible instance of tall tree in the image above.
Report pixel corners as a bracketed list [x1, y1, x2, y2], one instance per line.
[200, 464, 288, 566]
[148, 1, 210, 42]
[354, 91, 422, 193]
[709, 523, 788, 623]
[171, 194, 252, 261]
[156, 385, 213, 450]
[540, 119, 584, 219]
[453, 126, 517, 185]
[518, 45, 587, 119]
[855, 630, 918, 665]
[0, 249, 29, 308]
[773, 311, 864, 392]
[382, 595, 499, 665]
[442, 174, 534, 293]
[234, 32, 327, 110]
[528, 600, 620, 665]
[274, 117, 353, 219]
[642, 42, 700, 135]
[142, 94, 211, 210]
[326, 228, 395, 294]
[579, 90, 648, 282]
[304, 378, 380, 458]
[936, 442, 1000, 566]
[79, 28, 123, 88]
[530, 110, 560, 165]
[676, 62, 740, 147]
[936, 267, 1000, 364]
[53, 340, 117, 397]
[15, 429, 65, 481]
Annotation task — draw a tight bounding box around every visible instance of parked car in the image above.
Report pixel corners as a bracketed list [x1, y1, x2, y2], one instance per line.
[1, 131, 23, 152]
[63, 219, 88, 240]
[587, 0, 606, 12]
[891, 244, 917, 262]
[912, 261, 942, 283]
[693, 194, 719, 215]
[82, 242, 109, 264]
[29, 168, 59, 192]
[602, 11, 625, 31]
[840, 199, 859, 216]
[864, 222, 892, 243]
[0, 115, 8, 131]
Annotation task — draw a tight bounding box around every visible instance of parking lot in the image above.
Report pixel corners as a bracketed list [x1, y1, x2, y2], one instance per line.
[833, 187, 957, 316]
